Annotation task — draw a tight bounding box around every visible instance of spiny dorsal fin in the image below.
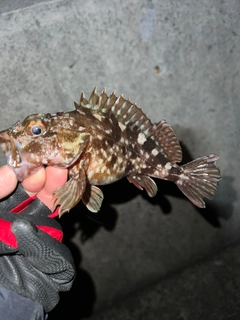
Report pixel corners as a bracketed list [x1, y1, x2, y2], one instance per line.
[108, 94, 153, 135]
[76, 89, 181, 162]
[151, 120, 182, 163]
[98, 88, 108, 107]
[78, 88, 117, 112]
[89, 87, 99, 106]
[79, 92, 89, 108]
[102, 90, 118, 112]
[77, 88, 153, 137]
[74, 101, 80, 109]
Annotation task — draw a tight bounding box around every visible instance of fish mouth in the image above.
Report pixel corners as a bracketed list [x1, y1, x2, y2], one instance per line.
[0, 130, 22, 168]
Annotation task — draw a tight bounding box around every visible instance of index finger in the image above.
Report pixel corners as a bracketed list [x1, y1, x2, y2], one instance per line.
[0, 165, 18, 198]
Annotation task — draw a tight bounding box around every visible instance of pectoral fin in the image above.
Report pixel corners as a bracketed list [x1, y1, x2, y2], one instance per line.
[53, 165, 87, 216]
[82, 185, 104, 212]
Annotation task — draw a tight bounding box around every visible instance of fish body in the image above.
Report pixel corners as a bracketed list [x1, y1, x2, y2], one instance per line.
[0, 88, 221, 216]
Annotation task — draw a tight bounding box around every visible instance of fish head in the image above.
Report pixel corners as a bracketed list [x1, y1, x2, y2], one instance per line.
[0, 112, 90, 181]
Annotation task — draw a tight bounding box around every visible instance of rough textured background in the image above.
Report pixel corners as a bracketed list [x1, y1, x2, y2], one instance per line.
[89, 239, 240, 320]
[0, 0, 239, 318]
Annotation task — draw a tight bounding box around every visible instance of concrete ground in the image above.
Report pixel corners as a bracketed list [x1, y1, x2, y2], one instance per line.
[88, 240, 240, 320]
[0, 0, 239, 319]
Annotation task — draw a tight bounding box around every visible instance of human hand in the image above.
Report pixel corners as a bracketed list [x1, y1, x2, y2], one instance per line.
[0, 165, 68, 212]
[0, 165, 75, 314]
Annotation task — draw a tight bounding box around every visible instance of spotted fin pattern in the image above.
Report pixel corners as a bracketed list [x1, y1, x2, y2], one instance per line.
[53, 162, 87, 216]
[175, 154, 221, 208]
[82, 185, 104, 212]
[150, 120, 182, 163]
[76, 88, 182, 163]
[76, 88, 153, 136]
[127, 175, 157, 197]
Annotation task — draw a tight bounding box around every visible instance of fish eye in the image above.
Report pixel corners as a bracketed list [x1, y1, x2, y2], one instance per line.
[27, 120, 47, 136]
[31, 125, 43, 136]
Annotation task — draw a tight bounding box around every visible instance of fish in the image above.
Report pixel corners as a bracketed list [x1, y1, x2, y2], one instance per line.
[0, 88, 221, 216]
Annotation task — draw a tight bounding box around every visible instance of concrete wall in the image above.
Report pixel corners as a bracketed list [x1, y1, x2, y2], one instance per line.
[0, 0, 239, 317]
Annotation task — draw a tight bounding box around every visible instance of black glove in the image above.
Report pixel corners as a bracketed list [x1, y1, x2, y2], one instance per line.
[0, 184, 75, 313]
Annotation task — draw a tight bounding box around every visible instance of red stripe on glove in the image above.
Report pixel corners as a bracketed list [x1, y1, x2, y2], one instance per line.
[0, 218, 17, 248]
[10, 196, 37, 213]
[0, 218, 63, 249]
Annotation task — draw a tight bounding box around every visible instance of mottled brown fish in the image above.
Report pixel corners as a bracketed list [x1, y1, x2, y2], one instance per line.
[0, 88, 221, 216]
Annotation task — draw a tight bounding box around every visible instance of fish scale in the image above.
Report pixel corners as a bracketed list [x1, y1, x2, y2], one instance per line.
[0, 88, 221, 216]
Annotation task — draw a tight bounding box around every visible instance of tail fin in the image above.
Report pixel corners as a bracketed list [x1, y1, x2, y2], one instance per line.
[176, 154, 221, 208]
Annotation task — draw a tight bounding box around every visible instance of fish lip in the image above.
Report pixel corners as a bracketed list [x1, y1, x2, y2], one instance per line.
[0, 130, 22, 168]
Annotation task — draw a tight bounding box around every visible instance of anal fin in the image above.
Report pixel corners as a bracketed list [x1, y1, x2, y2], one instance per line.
[127, 175, 158, 197]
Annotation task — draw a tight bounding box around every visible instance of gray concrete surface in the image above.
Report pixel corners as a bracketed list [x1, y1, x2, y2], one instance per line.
[0, 0, 239, 317]
[88, 240, 240, 320]
[0, 0, 53, 15]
